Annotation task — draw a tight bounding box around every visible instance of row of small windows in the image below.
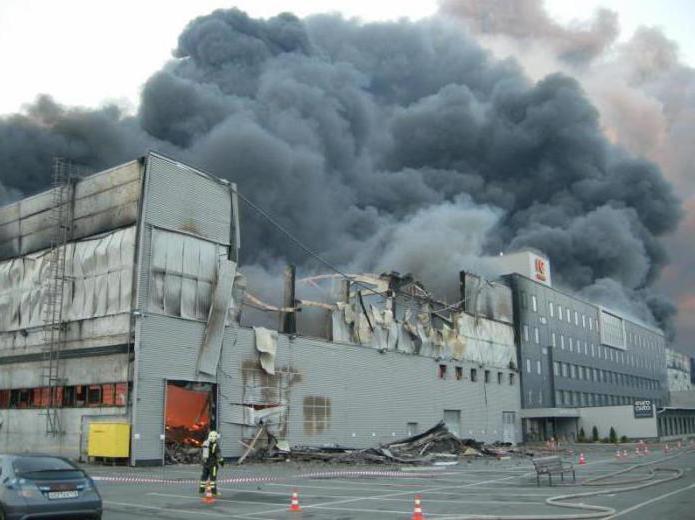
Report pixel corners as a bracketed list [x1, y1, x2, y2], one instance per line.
[555, 390, 661, 408]
[522, 292, 596, 331]
[0, 383, 128, 409]
[627, 330, 663, 352]
[551, 362, 660, 389]
[522, 324, 662, 372]
[521, 291, 664, 353]
[438, 365, 515, 386]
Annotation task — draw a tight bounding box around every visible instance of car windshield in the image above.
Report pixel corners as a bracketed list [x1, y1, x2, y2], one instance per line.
[12, 457, 85, 480]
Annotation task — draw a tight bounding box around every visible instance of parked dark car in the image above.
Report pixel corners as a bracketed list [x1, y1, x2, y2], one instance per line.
[0, 454, 101, 519]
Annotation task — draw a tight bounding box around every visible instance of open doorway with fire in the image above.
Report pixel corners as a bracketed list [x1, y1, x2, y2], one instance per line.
[164, 381, 216, 464]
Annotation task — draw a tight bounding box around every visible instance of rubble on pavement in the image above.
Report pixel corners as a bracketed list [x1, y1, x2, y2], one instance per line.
[241, 421, 528, 465]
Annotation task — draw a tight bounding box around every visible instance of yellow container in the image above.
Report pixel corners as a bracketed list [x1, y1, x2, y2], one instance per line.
[88, 422, 131, 458]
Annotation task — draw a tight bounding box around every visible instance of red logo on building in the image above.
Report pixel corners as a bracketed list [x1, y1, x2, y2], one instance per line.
[535, 258, 547, 282]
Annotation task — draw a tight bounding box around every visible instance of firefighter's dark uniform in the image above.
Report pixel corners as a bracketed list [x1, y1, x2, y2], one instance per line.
[199, 435, 224, 495]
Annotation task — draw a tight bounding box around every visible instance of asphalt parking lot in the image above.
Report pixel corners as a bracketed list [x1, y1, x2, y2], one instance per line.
[89, 444, 695, 519]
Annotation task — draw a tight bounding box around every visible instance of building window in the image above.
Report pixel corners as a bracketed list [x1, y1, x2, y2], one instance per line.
[570, 365, 577, 378]
[303, 396, 331, 435]
[471, 368, 478, 382]
[484, 370, 491, 383]
[582, 315, 586, 328]
[455, 366, 463, 380]
[558, 305, 563, 321]
[0, 382, 127, 410]
[87, 385, 102, 406]
[551, 332, 557, 347]
[589, 317, 593, 330]
[526, 359, 531, 373]
[537, 360, 542, 375]
[438, 364, 447, 379]
[562, 363, 568, 377]
[531, 295, 538, 312]
[521, 291, 527, 309]
[574, 311, 579, 325]
[554, 361, 560, 376]
[566, 308, 571, 322]
[523, 325, 530, 342]
[497, 372, 503, 384]
[75, 386, 86, 407]
[509, 373, 515, 385]
[549, 302, 554, 317]
[560, 335, 565, 349]
[534, 327, 540, 344]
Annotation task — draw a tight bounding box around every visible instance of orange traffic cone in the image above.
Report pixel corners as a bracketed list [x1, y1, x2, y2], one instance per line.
[644, 445, 650, 455]
[622, 449, 628, 458]
[289, 490, 302, 512]
[664, 443, 670, 454]
[411, 495, 425, 520]
[201, 483, 215, 504]
[578, 453, 586, 465]
[615, 450, 621, 460]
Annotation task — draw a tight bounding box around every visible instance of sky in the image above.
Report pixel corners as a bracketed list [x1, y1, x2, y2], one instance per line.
[1, 0, 694, 115]
[0, 0, 693, 353]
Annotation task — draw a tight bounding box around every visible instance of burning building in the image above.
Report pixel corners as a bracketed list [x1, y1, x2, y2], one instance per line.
[0, 153, 521, 464]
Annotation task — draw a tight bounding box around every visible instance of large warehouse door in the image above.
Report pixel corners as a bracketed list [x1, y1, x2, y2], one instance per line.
[164, 381, 216, 464]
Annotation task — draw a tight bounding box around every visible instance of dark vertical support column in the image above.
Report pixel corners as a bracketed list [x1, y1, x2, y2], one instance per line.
[280, 265, 296, 334]
[459, 271, 466, 305]
[340, 279, 351, 304]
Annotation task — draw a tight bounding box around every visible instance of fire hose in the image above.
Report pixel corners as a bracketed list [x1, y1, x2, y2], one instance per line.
[439, 448, 692, 520]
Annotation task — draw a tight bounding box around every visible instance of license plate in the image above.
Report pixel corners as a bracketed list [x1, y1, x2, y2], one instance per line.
[48, 490, 79, 499]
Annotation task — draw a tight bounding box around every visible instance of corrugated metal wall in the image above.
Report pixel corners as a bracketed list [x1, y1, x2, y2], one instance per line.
[219, 328, 521, 457]
[131, 153, 235, 463]
[130, 153, 521, 463]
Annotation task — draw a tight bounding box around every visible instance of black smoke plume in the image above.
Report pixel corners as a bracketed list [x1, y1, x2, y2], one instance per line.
[0, 8, 682, 337]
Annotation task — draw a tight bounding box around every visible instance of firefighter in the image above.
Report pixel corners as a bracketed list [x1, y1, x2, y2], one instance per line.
[199, 430, 224, 495]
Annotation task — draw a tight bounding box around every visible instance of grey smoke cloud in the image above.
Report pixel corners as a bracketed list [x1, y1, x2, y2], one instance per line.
[439, 0, 693, 346]
[0, 8, 682, 339]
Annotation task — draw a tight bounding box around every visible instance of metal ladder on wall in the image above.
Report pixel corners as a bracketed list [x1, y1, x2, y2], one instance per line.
[40, 158, 73, 436]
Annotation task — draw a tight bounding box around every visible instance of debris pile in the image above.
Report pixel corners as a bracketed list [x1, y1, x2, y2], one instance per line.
[247, 421, 519, 465]
[164, 423, 207, 464]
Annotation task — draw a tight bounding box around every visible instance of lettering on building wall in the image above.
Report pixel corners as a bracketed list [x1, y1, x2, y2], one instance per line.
[633, 400, 654, 418]
[534, 258, 547, 282]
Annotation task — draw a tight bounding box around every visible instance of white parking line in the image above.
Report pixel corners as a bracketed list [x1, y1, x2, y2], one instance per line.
[605, 482, 695, 518]
[241, 471, 527, 517]
[218, 487, 540, 505]
[103, 499, 266, 519]
[148, 491, 287, 507]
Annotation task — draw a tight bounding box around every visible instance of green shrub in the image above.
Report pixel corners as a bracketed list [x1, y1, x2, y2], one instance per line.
[578, 427, 586, 443]
[620, 435, 629, 444]
[592, 426, 599, 442]
[609, 427, 618, 444]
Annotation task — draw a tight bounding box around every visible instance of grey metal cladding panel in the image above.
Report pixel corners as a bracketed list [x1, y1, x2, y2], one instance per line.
[132, 314, 216, 461]
[131, 378, 166, 461]
[0, 161, 144, 260]
[136, 224, 153, 312]
[144, 154, 231, 244]
[73, 160, 141, 199]
[221, 329, 521, 452]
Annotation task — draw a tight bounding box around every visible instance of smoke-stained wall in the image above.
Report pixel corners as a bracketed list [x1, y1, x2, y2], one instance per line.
[0, 8, 682, 342]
